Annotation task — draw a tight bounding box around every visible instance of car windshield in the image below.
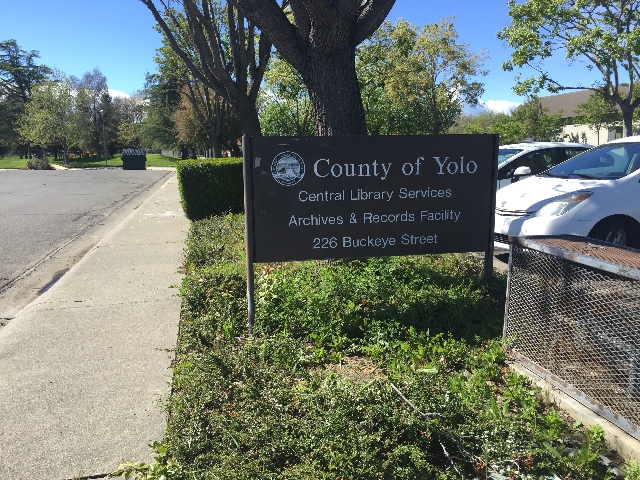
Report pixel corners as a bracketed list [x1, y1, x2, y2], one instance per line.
[498, 148, 523, 165]
[542, 142, 640, 180]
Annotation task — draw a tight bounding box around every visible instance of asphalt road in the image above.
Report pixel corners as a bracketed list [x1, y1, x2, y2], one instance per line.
[0, 169, 172, 320]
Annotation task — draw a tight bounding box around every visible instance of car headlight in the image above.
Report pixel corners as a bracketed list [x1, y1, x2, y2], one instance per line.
[533, 192, 593, 217]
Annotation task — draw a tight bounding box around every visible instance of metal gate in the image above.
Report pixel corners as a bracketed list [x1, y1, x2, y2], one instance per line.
[504, 235, 640, 439]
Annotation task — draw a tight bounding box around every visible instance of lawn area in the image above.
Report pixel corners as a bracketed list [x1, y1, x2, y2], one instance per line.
[52, 153, 181, 168]
[0, 155, 29, 169]
[0, 153, 181, 169]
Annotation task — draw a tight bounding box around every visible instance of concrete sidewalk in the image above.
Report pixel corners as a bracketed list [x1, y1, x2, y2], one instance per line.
[0, 172, 189, 479]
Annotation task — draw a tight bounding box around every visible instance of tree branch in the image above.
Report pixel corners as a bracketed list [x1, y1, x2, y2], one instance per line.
[289, 0, 311, 41]
[354, 0, 396, 45]
[139, 0, 229, 101]
[230, 0, 305, 71]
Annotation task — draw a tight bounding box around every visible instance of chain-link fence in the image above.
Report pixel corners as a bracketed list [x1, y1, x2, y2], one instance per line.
[504, 235, 640, 440]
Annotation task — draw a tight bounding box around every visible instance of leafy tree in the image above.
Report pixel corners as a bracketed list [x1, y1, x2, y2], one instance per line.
[71, 68, 110, 154]
[509, 96, 564, 142]
[451, 110, 512, 135]
[260, 55, 313, 136]
[574, 92, 622, 144]
[483, 114, 527, 145]
[172, 88, 207, 149]
[98, 91, 117, 157]
[16, 74, 80, 163]
[358, 18, 487, 135]
[499, 0, 640, 137]
[140, 0, 271, 137]
[452, 98, 563, 144]
[0, 96, 19, 155]
[139, 72, 181, 150]
[0, 39, 51, 155]
[153, 38, 240, 157]
[173, 82, 241, 155]
[0, 40, 51, 104]
[356, 20, 414, 135]
[113, 94, 147, 149]
[231, 0, 396, 135]
[259, 98, 314, 136]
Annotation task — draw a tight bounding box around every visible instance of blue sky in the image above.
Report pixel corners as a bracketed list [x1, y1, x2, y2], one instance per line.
[1, 0, 600, 113]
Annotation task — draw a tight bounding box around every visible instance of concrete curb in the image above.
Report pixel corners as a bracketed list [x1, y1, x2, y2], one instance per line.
[510, 361, 640, 461]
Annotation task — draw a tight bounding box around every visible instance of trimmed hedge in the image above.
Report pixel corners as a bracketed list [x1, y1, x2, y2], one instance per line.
[176, 158, 244, 220]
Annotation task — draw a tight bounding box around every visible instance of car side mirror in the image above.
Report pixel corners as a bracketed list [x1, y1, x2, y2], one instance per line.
[512, 166, 532, 178]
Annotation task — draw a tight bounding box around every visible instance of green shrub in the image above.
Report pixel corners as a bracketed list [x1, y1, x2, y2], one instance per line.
[180, 214, 248, 342]
[176, 158, 244, 220]
[183, 213, 246, 273]
[123, 214, 620, 479]
[27, 157, 53, 170]
[179, 263, 248, 345]
[625, 459, 640, 480]
[254, 255, 506, 345]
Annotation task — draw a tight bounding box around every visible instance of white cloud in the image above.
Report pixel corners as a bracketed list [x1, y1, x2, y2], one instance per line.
[481, 99, 520, 114]
[109, 89, 130, 99]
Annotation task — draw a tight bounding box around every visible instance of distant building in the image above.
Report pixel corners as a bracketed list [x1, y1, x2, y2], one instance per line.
[539, 90, 626, 145]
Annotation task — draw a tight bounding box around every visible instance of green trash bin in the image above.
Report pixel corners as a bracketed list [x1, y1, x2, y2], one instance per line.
[122, 149, 147, 170]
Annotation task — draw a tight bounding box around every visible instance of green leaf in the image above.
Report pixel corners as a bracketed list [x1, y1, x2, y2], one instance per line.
[543, 441, 562, 459]
[416, 367, 438, 374]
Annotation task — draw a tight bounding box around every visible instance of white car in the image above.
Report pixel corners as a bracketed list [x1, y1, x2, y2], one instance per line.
[494, 136, 640, 249]
[498, 142, 593, 189]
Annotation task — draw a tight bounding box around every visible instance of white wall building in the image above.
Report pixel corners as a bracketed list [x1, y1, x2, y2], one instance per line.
[539, 90, 625, 146]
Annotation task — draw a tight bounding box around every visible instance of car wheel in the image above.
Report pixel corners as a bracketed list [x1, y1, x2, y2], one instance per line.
[588, 218, 638, 248]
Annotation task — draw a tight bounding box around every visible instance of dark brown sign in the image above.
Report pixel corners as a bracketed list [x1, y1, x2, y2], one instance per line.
[243, 135, 498, 263]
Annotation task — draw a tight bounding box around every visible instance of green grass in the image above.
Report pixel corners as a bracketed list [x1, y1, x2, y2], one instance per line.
[115, 213, 627, 480]
[0, 153, 181, 169]
[51, 153, 181, 168]
[139, 153, 181, 167]
[0, 155, 28, 169]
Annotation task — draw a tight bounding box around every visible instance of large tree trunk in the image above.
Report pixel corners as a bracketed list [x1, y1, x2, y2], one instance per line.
[208, 100, 223, 158]
[604, 85, 640, 138]
[233, 0, 396, 136]
[622, 106, 634, 137]
[235, 95, 262, 137]
[210, 136, 223, 158]
[208, 99, 224, 158]
[305, 49, 366, 136]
